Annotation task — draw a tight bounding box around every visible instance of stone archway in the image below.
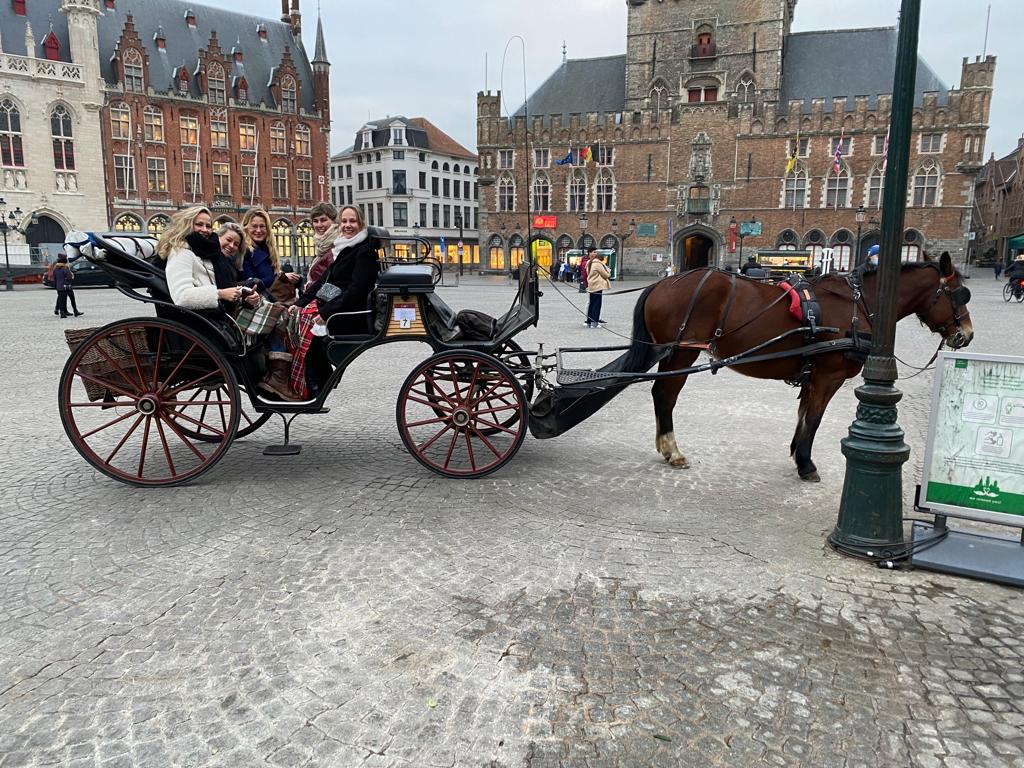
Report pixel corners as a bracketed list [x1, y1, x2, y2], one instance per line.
[26, 214, 66, 251]
[859, 230, 880, 265]
[529, 235, 554, 273]
[675, 225, 722, 271]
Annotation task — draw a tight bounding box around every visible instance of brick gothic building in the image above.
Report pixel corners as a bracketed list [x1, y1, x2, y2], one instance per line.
[972, 137, 1024, 268]
[477, 0, 995, 276]
[99, 0, 330, 265]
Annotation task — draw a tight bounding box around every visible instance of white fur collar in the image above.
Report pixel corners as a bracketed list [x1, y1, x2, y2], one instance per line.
[332, 228, 368, 256]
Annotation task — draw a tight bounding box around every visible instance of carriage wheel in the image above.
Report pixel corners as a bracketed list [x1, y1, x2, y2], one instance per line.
[1004, 283, 1014, 302]
[397, 350, 527, 478]
[59, 318, 240, 487]
[169, 383, 271, 442]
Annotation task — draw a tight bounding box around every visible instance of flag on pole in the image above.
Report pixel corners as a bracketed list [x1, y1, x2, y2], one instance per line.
[579, 146, 592, 163]
[880, 128, 890, 173]
[785, 131, 799, 176]
[833, 129, 844, 174]
[555, 147, 573, 165]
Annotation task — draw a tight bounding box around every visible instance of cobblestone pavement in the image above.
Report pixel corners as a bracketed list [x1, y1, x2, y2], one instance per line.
[1, 271, 1023, 767]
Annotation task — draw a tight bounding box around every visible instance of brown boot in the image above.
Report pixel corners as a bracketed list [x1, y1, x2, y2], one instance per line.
[258, 356, 302, 401]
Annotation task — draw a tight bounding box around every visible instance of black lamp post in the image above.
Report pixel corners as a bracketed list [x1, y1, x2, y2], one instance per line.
[854, 204, 867, 268]
[830, 0, 921, 559]
[611, 216, 636, 281]
[737, 216, 757, 267]
[454, 209, 464, 276]
[0, 200, 27, 292]
[412, 222, 420, 259]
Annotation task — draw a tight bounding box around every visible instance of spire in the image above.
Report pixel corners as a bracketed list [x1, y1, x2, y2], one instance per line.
[562, 40, 567, 64]
[312, 10, 328, 65]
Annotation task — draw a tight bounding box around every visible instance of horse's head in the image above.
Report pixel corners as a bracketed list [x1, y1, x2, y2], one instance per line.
[916, 251, 973, 349]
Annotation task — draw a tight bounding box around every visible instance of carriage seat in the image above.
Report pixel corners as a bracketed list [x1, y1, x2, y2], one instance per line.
[377, 263, 435, 295]
[65, 232, 172, 302]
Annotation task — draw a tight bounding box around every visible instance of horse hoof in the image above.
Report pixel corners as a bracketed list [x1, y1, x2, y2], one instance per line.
[800, 471, 820, 483]
[669, 457, 690, 469]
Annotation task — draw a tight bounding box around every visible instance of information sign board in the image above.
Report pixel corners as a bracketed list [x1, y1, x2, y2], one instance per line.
[738, 220, 762, 237]
[921, 352, 1024, 527]
[636, 223, 657, 238]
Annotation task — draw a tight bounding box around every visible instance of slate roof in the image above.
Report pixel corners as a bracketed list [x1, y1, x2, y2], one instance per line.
[0, 1, 320, 112]
[780, 27, 949, 111]
[514, 55, 627, 118]
[350, 117, 475, 159]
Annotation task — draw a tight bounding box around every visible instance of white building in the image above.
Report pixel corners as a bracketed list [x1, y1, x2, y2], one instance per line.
[330, 116, 480, 268]
[0, 0, 109, 266]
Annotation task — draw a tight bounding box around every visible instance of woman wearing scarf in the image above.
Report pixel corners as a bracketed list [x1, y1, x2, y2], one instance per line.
[159, 206, 249, 310]
[306, 201, 339, 292]
[288, 205, 381, 397]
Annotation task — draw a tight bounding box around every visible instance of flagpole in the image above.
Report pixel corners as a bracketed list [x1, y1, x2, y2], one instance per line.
[192, 138, 201, 204]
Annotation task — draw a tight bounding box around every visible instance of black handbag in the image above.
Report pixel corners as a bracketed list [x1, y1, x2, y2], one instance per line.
[316, 283, 342, 303]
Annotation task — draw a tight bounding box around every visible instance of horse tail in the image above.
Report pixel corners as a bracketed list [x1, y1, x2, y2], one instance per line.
[615, 282, 668, 374]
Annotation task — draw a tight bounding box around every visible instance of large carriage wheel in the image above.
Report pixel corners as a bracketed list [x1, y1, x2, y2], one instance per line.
[397, 350, 527, 478]
[59, 318, 239, 487]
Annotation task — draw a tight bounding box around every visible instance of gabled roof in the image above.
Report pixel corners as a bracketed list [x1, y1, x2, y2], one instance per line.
[96, 0, 317, 111]
[780, 27, 949, 112]
[515, 55, 627, 118]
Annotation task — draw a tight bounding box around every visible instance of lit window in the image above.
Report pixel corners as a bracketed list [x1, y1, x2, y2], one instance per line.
[109, 103, 130, 140]
[239, 121, 256, 151]
[212, 162, 230, 196]
[147, 157, 167, 192]
[294, 124, 311, 156]
[210, 111, 228, 149]
[143, 106, 164, 142]
[271, 123, 287, 154]
[180, 116, 199, 146]
[123, 49, 144, 93]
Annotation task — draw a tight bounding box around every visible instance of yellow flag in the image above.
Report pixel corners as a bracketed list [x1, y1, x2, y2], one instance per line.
[785, 131, 799, 176]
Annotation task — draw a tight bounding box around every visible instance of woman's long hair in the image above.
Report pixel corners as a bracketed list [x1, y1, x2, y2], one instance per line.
[157, 205, 212, 260]
[338, 205, 366, 233]
[241, 207, 279, 272]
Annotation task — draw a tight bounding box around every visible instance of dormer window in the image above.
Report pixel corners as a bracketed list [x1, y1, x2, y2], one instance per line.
[257, 24, 268, 41]
[13, 0, 26, 16]
[236, 77, 248, 103]
[42, 31, 61, 61]
[105, 0, 115, 8]
[391, 126, 405, 146]
[184, 9, 196, 29]
[362, 129, 372, 149]
[123, 49, 144, 93]
[178, 70, 190, 97]
[280, 75, 297, 113]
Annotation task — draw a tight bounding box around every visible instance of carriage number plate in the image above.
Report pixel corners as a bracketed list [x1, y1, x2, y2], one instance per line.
[393, 304, 417, 329]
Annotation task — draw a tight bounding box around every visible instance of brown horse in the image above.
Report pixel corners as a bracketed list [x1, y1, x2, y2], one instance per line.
[619, 251, 974, 481]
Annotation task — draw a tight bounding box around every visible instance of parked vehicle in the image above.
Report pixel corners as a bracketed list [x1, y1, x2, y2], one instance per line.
[43, 256, 116, 288]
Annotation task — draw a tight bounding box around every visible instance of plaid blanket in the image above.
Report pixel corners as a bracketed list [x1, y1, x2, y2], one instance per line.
[289, 302, 321, 399]
[235, 299, 299, 346]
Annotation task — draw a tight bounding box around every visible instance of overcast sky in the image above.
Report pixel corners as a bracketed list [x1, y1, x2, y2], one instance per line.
[251, 0, 1019, 159]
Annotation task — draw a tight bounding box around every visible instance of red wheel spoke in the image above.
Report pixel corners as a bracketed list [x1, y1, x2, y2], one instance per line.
[163, 409, 226, 440]
[137, 416, 151, 478]
[472, 417, 518, 436]
[79, 409, 138, 439]
[417, 423, 452, 452]
[156, 343, 197, 395]
[170, 400, 233, 408]
[471, 404, 519, 417]
[103, 414, 145, 464]
[124, 329, 150, 391]
[158, 413, 211, 460]
[154, 416, 177, 476]
[161, 370, 220, 399]
[468, 379, 512, 408]
[463, 430, 477, 471]
[421, 372, 457, 408]
[91, 343, 143, 392]
[405, 415, 449, 428]
[468, 426, 504, 458]
[405, 393, 455, 412]
[74, 370, 138, 400]
[68, 401, 135, 408]
[442, 428, 460, 469]
[151, 329, 165, 389]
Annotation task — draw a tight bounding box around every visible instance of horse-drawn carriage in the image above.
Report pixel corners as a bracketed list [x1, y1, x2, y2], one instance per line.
[58, 230, 975, 487]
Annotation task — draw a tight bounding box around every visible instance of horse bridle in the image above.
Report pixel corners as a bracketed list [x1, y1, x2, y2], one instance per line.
[924, 270, 971, 339]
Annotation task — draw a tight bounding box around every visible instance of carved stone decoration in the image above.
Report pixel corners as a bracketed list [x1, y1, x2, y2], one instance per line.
[689, 132, 712, 182]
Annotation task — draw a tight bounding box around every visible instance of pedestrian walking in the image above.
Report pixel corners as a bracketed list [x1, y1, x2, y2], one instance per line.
[585, 251, 611, 327]
[994, 260, 1003, 279]
[579, 247, 594, 293]
[52, 253, 83, 318]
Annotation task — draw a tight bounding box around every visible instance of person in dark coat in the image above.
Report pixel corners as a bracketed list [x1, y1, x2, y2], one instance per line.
[1005, 256, 1024, 281]
[52, 253, 82, 318]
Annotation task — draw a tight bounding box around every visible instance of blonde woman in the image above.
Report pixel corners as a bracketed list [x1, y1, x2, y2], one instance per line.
[158, 206, 246, 309]
[239, 207, 300, 290]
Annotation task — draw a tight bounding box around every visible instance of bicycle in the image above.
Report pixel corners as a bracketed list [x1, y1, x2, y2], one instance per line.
[1002, 278, 1024, 303]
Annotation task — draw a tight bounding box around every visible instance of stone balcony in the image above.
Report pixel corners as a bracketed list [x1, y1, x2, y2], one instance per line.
[0, 54, 83, 84]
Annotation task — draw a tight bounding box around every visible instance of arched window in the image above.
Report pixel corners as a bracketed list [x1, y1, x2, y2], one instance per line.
[123, 49, 144, 93]
[294, 124, 311, 156]
[600, 234, 618, 251]
[143, 106, 163, 142]
[497, 173, 515, 212]
[578, 233, 596, 251]
[532, 172, 550, 212]
[236, 76, 249, 103]
[568, 169, 587, 212]
[913, 162, 940, 207]
[431, 160, 439, 170]
[114, 213, 143, 232]
[867, 165, 884, 208]
[649, 81, 669, 113]
[280, 75, 297, 113]
[488, 234, 505, 270]
[508, 234, 525, 270]
[830, 229, 853, 271]
[270, 121, 287, 154]
[177, 68, 190, 97]
[825, 169, 850, 208]
[295, 220, 315, 266]
[50, 105, 75, 171]
[776, 229, 799, 251]
[694, 26, 715, 57]
[782, 166, 807, 208]
[442, 162, 450, 172]
[0, 99, 23, 168]
[108, 102, 130, 140]
[803, 229, 826, 265]
[147, 214, 170, 238]
[453, 164, 461, 174]
[207, 62, 225, 104]
[902, 229, 922, 262]
[595, 168, 615, 211]
[272, 219, 294, 263]
[737, 75, 755, 102]
[555, 234, 573, 259]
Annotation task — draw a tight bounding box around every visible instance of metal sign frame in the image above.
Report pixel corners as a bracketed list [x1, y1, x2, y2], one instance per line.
[921, 354, 1024, 528]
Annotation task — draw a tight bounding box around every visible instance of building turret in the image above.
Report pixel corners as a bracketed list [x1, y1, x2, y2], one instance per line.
[312, 12, 330, 133]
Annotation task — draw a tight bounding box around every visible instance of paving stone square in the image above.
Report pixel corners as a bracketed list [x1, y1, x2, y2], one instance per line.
[1, 272, 1023, 767]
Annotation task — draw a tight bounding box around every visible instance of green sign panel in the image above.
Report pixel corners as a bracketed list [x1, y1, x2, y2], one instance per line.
[738, 220, 762, 237]
[921, 352, 1024, 527]
[636, 223, 657, 238]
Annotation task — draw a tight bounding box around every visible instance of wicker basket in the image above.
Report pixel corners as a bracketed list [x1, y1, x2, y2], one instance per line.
[64, 327, 152, 401]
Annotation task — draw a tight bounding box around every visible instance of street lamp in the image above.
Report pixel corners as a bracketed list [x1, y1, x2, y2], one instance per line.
[412, 222, 420, 259]
[0, 200, 27, 292]
[737, 216, 757, 268]
[454, 209, 464, 276]
[854, 204, 867, 268]
[611, 216, 636, 281]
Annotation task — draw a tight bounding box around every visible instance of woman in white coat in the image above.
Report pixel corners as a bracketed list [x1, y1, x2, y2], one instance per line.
[157, 205, 247, 309]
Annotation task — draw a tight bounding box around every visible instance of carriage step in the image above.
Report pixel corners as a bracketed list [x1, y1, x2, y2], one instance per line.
[557, 367, 619, 385]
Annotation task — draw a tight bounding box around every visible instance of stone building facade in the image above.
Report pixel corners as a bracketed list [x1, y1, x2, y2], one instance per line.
[0, 0, 109, 262]
[98, 0, 330, 267]
[477, 0, 995, 276]
[330, 117, 480, 268]
[972, 137, 1024, 267]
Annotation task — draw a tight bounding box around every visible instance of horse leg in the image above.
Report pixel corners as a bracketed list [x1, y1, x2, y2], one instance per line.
[790, 367, 847, 482]
[652, 350, 700, 468]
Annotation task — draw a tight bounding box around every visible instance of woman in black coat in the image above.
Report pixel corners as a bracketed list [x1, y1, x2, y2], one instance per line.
[293, 205, 380, 335]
